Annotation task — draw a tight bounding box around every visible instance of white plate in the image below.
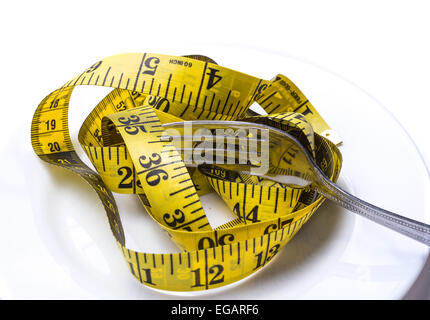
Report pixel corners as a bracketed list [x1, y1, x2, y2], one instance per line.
[2, 45, 429, 299]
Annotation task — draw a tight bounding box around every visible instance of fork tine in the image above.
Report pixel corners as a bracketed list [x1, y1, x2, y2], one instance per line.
[160, 134, 265, 142]
[172, 147, 261, 157]
[162, 120, 247, 129]
[162, 121, 269, 140]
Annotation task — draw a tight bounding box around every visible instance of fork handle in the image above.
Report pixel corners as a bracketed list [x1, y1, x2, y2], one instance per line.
[313, 175, 430, 246]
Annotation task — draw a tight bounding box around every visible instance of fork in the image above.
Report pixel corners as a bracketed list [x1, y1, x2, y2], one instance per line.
[161, 120, 430, 246]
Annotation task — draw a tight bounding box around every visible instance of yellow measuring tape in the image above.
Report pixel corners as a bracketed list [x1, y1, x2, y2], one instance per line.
[31, 53, 343, 291]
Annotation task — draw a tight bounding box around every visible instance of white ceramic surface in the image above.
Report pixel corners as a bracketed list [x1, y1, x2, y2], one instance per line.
[2, 45, 429, 299]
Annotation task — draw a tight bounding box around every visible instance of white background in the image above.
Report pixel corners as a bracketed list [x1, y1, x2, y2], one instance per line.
[0, 0, 429, 299]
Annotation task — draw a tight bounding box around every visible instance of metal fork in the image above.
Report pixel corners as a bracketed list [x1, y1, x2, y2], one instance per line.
[161, 120, 430, 246]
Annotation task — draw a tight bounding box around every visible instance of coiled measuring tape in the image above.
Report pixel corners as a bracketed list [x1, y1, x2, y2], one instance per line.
[31, 53, 343, 291]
